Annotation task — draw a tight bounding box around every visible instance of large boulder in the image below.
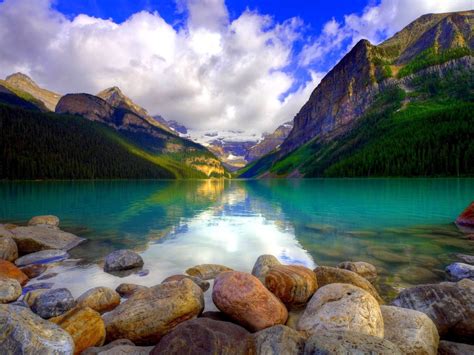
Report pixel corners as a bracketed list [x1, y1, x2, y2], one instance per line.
[28, 215, 60, 228]
[162, 274, 210, 292]
[314, 266, 383, 303]
[381, 305, 439, 355]
[445, 262, 474, 281]
[212, 271, 288, 331]
[76, 286, 121, 314]
[0, 304, 74, 354]
[83, 339, 153, 355]
[51, 306, 106, 354]
[297, 283, 384, 338]
[151, 318, 254, 354]
[104, 249, 144, 272]
[115, 283, 148, 298]
[251, 254, 281, 283]
[0, 233, 18, 262]
[104, 278, 204, 345]
[337, 261, 377, 281]
[0, 259, 29, 285]
[253, 325, 306, 355]
[455, 201, 474, 228]
[0, 277, 21, 303]
[392, 279, 474, 343]
[185, 263, 233, 280]
[31, 288, 76, 319]
[265, 265, 317, 308]
[438, 340, 474, 355]
[15, 249, 69, 267]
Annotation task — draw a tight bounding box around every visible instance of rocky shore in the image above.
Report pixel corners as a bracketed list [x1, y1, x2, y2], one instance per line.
[1, 202, 474, 354]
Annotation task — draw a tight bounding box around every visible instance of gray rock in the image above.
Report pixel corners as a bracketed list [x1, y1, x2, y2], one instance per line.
[251, 254, 281, 283]
[445, 262, 474, 281]
[0, 278, 21, 303]
[28, 215, 60, 228]
[454, 253, 474, 265]
[104, 249, 144, 272]
[253, 325, 306, 355]
[161, 274, 210, 292]
[0, 233, 18, 262]
[0, 304, 74, 354]
[31, 288, 76, 319]
[438, 340, 474, 355]
[82, 339, 135, 354]
[14, 249, 69, 267]
[84, 340, 153, 354]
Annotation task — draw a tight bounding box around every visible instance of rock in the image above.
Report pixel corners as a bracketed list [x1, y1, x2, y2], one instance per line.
[212, 271, 288, 331]
[31, 288, 76, 319]
[337, 261, 377, 281]
[446, 262, 474, 281]
[438, 340, 474, 355]
[162, 274, 210, 292]
[314, 266, 384, 303]
[151, 318, 254, 354]
[186, 263, 233, 280]
[23, 281, 54, 293]
[38, 272, 59, 280]
[0, 259, 29, 285]
[15, 249, 69, 267]
[84, 341, 153, 355]
[297, 283, 384, 338]
[115, 283, 148, 298]
[82, 339, 134, 354]
[264, 265, 317, 308]
[454, 253, 474, 265]
[455, 201, 474, 227]
[21, 263, 48, 278]
[104, 249, 144, 272]
[10, 225, 85, 253]
[392, 279, 474, 342]
[24, 289, 49, 307]
[303, 330, 402, 354]
[200, 311, 232, 322]
[251, 254, 281, 283]
[51, 306, 106, 354]
[285, 309, 304, 330]
[104, 278, 204, 345]
[0, 224, 15, 237]
[0, 234, 18, 262]
[77, 286, 121, 314]
[28, 215, 60, 228]
[253, 325, 306, 355]
[381, 305, 439, 355]
[0, 278, 21, 303]
[0, 304, 74, 354]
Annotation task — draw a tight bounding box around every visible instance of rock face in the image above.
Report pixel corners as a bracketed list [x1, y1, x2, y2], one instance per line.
[297, 283, 384, 338]
[445, 262, 474, 281]
[31, 288, 76, 319]
[455, 201, 474, 227]
[303, 330, 402, 354]
[28, 215, 60, 228]
[251, 254, 281, 283]
[253, 325, 306, 355]
[15, 249, 69, 267]
[264, 265, 317, 308]
[186, 264, 233, 280]
[337, 261, 377, 281]
[10, 225, 85, 253]
[0, 259, 29, 285]
[104, 278, 204, 345]
[0, 233, 18, 262]
[0, 304, 74, 354]
[392, 279, 474, 342]
[381, 305, 439, 355]
[20, 263, 48, 278]
[212, 271, 288, 331]
[76, 286, 121, 313]
[162, 274, 210, 292]
[0, 278, 21, 303]
[438, 340, 474, 355]
[314, 266, 383, 303]
[115, 283, 148, 298]
[151, 318, 254, 355]
[104, 249, 144, 272]
[245, 122, 294, 163]
[51, 306, 106, 354]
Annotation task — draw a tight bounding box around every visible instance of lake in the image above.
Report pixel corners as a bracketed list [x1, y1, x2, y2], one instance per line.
[1, 178, 473, 306]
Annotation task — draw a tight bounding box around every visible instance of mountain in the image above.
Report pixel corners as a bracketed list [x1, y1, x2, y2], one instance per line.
[245, 122, 293, 162]
[239, 10, 474, 178]
[153, 115, 188, 135]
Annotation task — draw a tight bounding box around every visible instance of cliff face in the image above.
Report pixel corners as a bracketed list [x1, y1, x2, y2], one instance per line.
[246, 122, 293, 162]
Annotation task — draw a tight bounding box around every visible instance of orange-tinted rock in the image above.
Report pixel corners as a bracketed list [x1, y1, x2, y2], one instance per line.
[0, 260, 29, 286]
[212, 271, 288, 331]
[265, 265, 317, 308]
[115, 283, 148, 298]
[28, 215, 60, 228]
[21, 264, 48, 279]
[76, 287, 121, 314]
[162, 274, 210, 291]
[186, 264, 233, 280]
[456, 202, 474, 227]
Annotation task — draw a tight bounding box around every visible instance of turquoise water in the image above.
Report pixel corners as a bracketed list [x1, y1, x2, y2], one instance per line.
[1, 179, 473, 302]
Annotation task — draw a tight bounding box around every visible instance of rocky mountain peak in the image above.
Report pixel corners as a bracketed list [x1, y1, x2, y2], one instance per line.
[5, 72, 38, 87]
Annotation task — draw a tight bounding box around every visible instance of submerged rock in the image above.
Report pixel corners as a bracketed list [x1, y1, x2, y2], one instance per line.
[31, 288, 76, 319]
[0, 233, 18, 262]
[454, 253, 474, 265]
[115, 283, 148, 298]
[28, 215, 60, 228]
[104, 249, 144, 272]
[186, 263, 233, 280]
[0, 277, 22, 303]
[0, 259, 29, 285]
[438, 340, 474, 355]
[337, 261, 377, 281]
[21, 263, 48, 278]
[253, 325, 306, 355]
[77, 286, 121, 314]
[162, 274, 210, 292]
[455, 201, 474, 228]
[445, 262, 474, 281]
[15, 249, 69, 267]
[251, 254, 281, 283]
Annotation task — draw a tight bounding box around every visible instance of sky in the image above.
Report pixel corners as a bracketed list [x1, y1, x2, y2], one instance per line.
[0, 0, 472, 139]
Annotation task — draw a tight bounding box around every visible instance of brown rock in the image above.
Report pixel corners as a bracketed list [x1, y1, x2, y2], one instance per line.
[0, 232, 18, 262]
[115, 283, 148, 298]
[21, 264, 48, 278]
[0, 277, 22, 303]
[24, 289, 48, 307]
[438, 340, 474, 355]
[253, 325, 307, 355]
[162, 274, 210, 292]
[76, 287, 121, 314]
[251, 254, 281, 283]
[0, 259, 29, 286]
[285, 309, 304, 330]
[51, 306, 106, 354]
[185, 264, 233, 280]
[337, 261, 377, 281]
[212, 271, 288, 331]
[455, 201, 474, 227]
[28, 215, 60, 228]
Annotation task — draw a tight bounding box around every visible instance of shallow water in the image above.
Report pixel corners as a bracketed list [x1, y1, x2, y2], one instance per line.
[1, 179, 473, 304]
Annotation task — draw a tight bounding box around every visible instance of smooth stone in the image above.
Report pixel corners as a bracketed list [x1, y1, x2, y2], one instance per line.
[337, 261, 377, 281]
[31, 288, 76, 319]
[137, 269, 149, 277]
[38, 272, 59, 280]
[392, 279, 474, 343]
[454, 253, 474, 265]
[438, 340, 474, 355]
[15, 249, 69, 267]
[83, 339, 153, 355]
[0, 234, 18, 262]
[77, 286, 121, 314]
[10, 225, 85, 253]
[51, 306, 106, 354]
[253, 324, 306, 355]
[212, 271, 288, 332]
[115, 283, 148, 298]
[0, 259, 29, 285]
[297, 283, 384, 338]
[455, 201, 474, 227]
[285, 309, 304, 330]
[0, 277, 22, 303]
[162, 274, 210, 292]
[104, 278, 204, 345]
[186, 263, 233, 280]
[251, 254, 281, 283]
[445, 262, 474, 281]
[28, 215, 60, 227]
[24, 289, 49, 307]
[314, 266, 384, 303]
[151, 318, 254, 355]
[0, 304, 74, 354]
[303, 330, 402, 354]
[22, 282, 54, 294]
[82, 339, 134, 354]
[104, 249, 144, 272]
[0, 224, 15, 238]
[265, 264, 317, 308]
[381, 305, 439, 355]
[21, 263, 48, 278]
[200, 311, 232, 322]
